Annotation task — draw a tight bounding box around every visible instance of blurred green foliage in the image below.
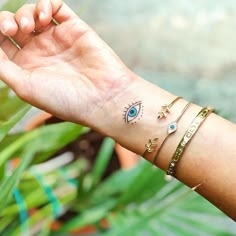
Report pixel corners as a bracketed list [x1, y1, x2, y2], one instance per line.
[0, 0, 236, 235]
[1, 0, 26, 12]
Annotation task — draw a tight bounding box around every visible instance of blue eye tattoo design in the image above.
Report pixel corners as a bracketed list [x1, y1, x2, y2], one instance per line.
[123, 101, 144, 124]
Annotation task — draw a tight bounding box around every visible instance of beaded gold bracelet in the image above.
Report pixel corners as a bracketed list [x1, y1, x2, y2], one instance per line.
[166, 107, 215, 177]
[152, 102, 191, 165]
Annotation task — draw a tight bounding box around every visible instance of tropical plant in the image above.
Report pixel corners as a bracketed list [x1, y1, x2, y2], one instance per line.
[0, 0, 236, 235]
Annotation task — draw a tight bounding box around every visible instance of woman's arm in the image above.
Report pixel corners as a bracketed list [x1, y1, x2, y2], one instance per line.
[100, 75, 236, 221]
[0, 0, 235, 221]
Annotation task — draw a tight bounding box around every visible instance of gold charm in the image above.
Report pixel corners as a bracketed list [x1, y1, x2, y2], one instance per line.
[145, 138, 159, 153]
[157, 96, 182, 120]
[157, 105, 170, 119]
[153, 102, 191, 165]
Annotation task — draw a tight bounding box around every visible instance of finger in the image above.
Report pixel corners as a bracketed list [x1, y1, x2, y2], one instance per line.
[36, 0, 53, 26]
[12, 2, 54, 49]
[0, 36, 20, 60]
[37, 0, 78, 25]
[0, 48, 31, 100]
[52, 0, 78, 23]
[11, 4, 37, 49]
[0, 12, 21, 59]
[15, 4, 36, 34]
[0, 11, 18, 37]
[0, 27, 20, 60]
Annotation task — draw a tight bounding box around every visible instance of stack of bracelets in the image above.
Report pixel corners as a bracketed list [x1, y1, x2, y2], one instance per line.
[143, 96, 215, 179]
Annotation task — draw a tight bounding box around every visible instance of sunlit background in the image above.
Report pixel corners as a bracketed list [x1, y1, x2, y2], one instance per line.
[0, 0, 236, 235]
[1, 0, 236, 121]
[67, 0, 236, 121]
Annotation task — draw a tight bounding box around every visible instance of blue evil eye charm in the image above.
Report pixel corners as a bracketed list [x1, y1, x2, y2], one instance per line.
[123, 101, 143, 124]
[168, 121, 177, 134]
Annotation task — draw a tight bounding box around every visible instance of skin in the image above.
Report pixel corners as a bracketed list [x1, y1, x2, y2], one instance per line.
[0, 0, 236, 221]
[0, 0, 133, 131]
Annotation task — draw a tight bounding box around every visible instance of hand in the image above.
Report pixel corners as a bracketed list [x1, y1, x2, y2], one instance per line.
[0, 0, 133, 130]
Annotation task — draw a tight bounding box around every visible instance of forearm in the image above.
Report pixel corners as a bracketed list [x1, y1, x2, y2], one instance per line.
[99, 73, 236, 221]
[0, 0, 235, 221]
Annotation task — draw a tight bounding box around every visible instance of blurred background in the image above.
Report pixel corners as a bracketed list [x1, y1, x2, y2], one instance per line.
[2, 0, 236, 123]
[0, 0, 236, 235]
[69, 0, 236, 121]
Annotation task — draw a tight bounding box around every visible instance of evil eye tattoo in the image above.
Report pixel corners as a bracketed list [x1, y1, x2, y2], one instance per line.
[123, 101, 144, 124]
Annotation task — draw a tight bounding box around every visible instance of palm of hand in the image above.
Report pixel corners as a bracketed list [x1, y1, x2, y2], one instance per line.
[5, 19, 130, 124]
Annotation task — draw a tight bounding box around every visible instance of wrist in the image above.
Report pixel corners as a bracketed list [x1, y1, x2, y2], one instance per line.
[97, 73, 203, 172]
[98, 73, 179, 153]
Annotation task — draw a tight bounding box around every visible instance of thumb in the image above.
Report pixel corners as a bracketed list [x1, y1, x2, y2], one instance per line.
[0, 48, 30, 99]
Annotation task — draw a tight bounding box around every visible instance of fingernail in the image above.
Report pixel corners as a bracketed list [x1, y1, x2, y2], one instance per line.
[20, 17, 29, 29]
[39, 11, 46, 21]
[1, 21, 13, 33]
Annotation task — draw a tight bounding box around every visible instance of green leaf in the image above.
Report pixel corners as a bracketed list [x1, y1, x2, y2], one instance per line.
[11, 184, 77, 236]
[91, 137, 115, 185]
[115, 161, 168, 206]
[0, 96, 28, 121]
[0, 160, 85, 218]
[0, 122, 87, 167]
[0, 84, 9, 103]
[104, 172, 236, 236]
[58, 199, 116, 232]
[0, 150, 35, 211]
[0, 216, 15, 234]
[0, 105, 30, 142]
[87, 166, 144, 206]
[1, 0, 26, 12]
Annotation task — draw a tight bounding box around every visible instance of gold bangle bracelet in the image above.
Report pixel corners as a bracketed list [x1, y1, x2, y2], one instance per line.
[143, 97, 183, 157]
[152, 102, 191, 165]
[166, 106, 215, 177]
[157, 96, 182, 119]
